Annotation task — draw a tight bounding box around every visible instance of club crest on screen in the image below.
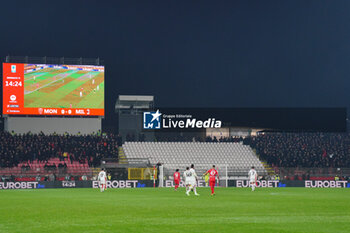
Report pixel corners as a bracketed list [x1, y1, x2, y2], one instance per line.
[11, 65, 16, 73]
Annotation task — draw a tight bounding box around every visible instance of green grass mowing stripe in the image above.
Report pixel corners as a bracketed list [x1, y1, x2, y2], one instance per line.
[75, 82, 105, 108]
[24, 91, 47, 104]
[24, 70, 75, 85]
[25, 71, 49, 77]
[25, 68, 61, 76]
[24, 72, 47, 79]
[0, 188, 349, 233]
[24, 69, 61, 81]
[25, 73, 90, 108]
[24, 72, 51, 85]
[99, 100, 104, 109]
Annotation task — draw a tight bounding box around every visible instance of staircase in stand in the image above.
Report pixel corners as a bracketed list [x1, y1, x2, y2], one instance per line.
[261, 161, 275, 176]
[91, 168, 100, 178]
[118, 147, 128, 164]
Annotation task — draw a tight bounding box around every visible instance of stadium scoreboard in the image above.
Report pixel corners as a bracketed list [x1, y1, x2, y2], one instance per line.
[2, 63, 105, 116]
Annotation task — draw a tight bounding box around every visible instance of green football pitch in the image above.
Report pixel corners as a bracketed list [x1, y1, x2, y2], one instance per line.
[0, 188, 349, 233]
[24, 68, 104, 109]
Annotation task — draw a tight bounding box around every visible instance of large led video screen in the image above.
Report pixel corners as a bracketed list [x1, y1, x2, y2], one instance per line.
[2, 63, 104, 116]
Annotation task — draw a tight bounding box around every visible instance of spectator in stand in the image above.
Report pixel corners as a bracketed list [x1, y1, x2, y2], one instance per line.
[49, 173, 56, 181]
[2, 131, 349, 177]
[0, 131, 119, 168]
[247, 132, 350, 168]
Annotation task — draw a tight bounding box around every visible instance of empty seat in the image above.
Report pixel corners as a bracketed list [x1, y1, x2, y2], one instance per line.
[123, 142, 267, 175]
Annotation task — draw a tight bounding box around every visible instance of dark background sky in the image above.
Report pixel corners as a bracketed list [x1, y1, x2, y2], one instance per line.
[0, 0, 349, 120]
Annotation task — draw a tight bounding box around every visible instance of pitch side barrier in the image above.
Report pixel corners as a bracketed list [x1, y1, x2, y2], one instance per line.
[163, 180, 350, 188]
[0, 180, 148, 189]
[1, 180, 349, 189]
[0, 181, 92, 189]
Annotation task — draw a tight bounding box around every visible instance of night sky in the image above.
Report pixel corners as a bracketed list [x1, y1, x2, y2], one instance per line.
[1, 0, 350, 119]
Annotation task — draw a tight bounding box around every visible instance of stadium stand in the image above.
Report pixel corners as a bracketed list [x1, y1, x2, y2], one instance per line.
[154, 134, 244, 143]
[245, 133, 350, 180]
[122, 141, 267, 176]
[0, 131, 118, 180]
[246, 133, 350, 168]
[2, 130, 350, 181]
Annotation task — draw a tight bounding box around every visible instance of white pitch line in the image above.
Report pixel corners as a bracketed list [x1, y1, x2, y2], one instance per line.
[24, 71, 77, 95]
[24, 72, 47, 81]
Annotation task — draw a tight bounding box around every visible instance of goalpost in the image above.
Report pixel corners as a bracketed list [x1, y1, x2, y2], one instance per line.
[162, 163, 230, 188]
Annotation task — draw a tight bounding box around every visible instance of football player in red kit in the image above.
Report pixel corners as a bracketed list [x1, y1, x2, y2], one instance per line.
[173, 169, 181, 191]
[204, 165, 219, 195]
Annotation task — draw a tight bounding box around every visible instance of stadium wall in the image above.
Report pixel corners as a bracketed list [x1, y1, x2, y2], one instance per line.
[4, 117, 101, 135]
[118, 113, 155, 142]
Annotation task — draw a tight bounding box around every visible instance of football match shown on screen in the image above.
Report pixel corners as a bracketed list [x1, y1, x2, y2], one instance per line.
[2, 63, 105, 116]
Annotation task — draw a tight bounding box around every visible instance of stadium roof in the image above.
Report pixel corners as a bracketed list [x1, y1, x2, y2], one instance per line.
[118, 95, 154, 102]
[115, 95, 154, 111]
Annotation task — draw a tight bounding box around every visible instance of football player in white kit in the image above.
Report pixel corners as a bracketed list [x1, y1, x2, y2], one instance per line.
[248, 166, 258, 191]
[98, 168, 107, 192]
[185, 164, 199, 196]
[183, 167, 190, 192]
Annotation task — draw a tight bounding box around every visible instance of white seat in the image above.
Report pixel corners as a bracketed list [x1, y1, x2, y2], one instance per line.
[122, 141, 267, 175]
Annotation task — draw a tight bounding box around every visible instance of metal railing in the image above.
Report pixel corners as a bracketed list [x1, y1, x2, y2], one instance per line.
[274, 167, 350, 178]
[0, 167, 93, 182]
[163, 163, 267, 177]
[5, 55, 103, 65]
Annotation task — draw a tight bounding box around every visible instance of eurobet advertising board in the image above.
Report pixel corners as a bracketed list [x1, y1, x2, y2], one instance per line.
[2, 63, 104, 116]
